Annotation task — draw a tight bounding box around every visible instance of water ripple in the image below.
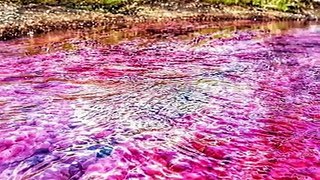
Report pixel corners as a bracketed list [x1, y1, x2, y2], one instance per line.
[0, 21, 319, 179]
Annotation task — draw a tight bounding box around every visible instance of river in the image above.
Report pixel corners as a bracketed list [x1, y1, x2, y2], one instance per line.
[0, 21, 319, 179]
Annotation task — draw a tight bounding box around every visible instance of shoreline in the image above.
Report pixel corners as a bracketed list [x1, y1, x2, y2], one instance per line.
[0, 2, 318, 41]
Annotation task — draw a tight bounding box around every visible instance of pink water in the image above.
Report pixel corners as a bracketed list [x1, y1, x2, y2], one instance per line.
[0, 21, 319, 179]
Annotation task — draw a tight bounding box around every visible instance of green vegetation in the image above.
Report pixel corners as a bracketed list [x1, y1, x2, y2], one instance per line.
[18, 0, 126, 6]
[16, 0, 129, 13]
[2, 0, 316, 13]
[202, 0, 301, 12]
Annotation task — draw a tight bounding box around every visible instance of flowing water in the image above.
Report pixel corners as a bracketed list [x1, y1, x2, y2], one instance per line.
[0, 21, 319, 180]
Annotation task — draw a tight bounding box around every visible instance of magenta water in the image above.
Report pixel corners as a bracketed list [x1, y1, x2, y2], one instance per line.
[0, 22, 319, 179]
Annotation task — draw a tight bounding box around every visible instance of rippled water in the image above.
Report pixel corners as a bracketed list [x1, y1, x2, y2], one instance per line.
[0, 21, 319, 179]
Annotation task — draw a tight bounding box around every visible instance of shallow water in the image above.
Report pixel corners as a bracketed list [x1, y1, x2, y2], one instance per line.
[0, 21, 319, 179]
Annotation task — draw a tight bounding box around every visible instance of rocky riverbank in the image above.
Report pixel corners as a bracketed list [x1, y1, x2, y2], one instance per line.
[0, 1, 319, 40]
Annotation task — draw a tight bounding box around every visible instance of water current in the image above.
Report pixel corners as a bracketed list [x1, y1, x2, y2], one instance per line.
[0, 21, 319, 179]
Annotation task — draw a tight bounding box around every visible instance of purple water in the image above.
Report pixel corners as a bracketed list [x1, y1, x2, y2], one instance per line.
[0, 21, 319, 179]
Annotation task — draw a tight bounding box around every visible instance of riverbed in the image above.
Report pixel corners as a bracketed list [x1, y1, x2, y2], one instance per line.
[0, 21, 319, 179]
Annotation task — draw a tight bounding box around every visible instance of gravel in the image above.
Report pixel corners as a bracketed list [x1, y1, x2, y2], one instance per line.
[0, 2, 316, 40]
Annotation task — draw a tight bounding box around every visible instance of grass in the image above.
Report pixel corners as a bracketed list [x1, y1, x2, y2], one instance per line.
[17, 0, 127, 6]
[10, 0, 128, 6]
[15, 0, 129, 12]
[4, 0, 312, 12]
[202, 0, 299, 12]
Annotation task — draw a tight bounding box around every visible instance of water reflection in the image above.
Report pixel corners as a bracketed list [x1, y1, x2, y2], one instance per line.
[0, 20, 313, 58]
[0, 21, 319, 179]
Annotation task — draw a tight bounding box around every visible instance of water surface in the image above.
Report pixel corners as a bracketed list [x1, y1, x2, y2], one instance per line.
[0, 21, 319, 179]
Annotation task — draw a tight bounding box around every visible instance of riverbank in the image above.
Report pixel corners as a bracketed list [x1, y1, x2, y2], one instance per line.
[0, 1, 319, 40]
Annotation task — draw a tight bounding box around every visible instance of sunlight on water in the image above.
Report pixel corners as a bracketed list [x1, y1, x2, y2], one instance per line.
[0, 21, 319, 179]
